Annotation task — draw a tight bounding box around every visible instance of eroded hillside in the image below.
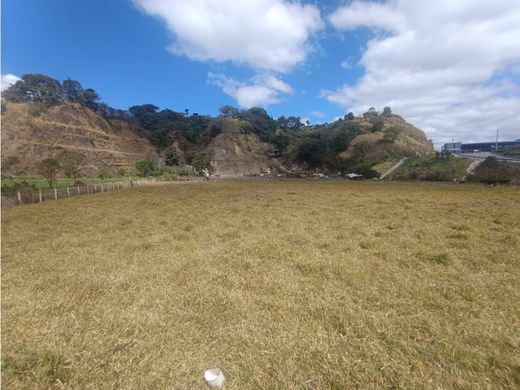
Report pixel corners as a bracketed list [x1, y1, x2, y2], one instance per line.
[1, 102, 158, 176]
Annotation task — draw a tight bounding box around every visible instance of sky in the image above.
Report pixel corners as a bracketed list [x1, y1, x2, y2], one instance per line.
[2, 0, 520, 148]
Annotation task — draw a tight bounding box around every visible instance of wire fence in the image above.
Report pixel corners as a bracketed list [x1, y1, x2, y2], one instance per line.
[1, 177, 201, 208]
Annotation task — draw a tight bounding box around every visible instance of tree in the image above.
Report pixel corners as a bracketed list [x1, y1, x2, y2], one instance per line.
[165, 148, 179, 166]
[56, 150, 85, 181]
[370, 119, 385, 133]
[135, 159, 155, 176]
[277, 115, 303, 130]
[382, 106, 392, 116]
[37, 158, 60, 187]
[3, 74, 64, 105]
[297, 138, 328, 167]
[62, 78, 83, 102]
[240, 107, 276, 142]
[363, 107, 378, 118]
[345, 112, 355, 120]
[191, 152, 214, 175]
[219, 105, 240, 118]
[76, 88, 100, 111]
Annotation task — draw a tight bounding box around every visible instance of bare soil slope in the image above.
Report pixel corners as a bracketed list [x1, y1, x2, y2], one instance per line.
[1, 102, 157, 176]
[206, 119, 279, 176]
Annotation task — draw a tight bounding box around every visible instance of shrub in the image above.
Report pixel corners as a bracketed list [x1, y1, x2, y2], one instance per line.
[97, 167, 109, 179]
[468, 157, 520, 185]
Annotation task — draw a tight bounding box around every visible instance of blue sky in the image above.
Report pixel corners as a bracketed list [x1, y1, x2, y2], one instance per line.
[2, 0, 520, 146]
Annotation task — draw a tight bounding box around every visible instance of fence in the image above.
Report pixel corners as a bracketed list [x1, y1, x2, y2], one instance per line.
[1, 177, 200, 208]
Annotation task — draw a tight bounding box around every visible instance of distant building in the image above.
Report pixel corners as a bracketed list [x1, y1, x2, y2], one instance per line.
[442, 140, 520, 153]
[442, 142, 462, 153]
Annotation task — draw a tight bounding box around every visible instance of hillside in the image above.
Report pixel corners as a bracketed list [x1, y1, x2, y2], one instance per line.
[1, 73, 434, 178]
[1, 102, 158, 176]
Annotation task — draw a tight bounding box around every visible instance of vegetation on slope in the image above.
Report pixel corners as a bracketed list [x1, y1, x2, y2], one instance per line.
[467, 156, 520, 184]
[2, 74, 434, 179]
[392, 153, 471, 181]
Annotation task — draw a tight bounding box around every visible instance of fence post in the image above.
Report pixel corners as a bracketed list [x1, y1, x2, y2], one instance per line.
[39, 189, 42, 203]
[87, 185, 90, 194]
[54, 188, 58, 200]
[77, 186, 80, 195]
[17, 191, 22, 204]
[67, 187, 70, 197]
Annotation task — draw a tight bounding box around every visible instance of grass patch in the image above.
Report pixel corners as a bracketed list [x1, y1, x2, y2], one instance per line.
[393, 154, 471, 181]
[2, 180, 519, 388]
[2, 175, 141, 190]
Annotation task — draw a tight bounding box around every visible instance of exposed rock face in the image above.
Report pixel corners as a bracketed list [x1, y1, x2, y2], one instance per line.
[1, 102, 158, 176]
[206, 121, 277, 176]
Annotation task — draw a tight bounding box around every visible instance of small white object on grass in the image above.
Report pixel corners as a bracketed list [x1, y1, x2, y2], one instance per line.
[204, 368, 225, 388]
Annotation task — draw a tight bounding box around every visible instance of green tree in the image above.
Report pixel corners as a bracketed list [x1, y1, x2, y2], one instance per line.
[191, 152, 214, 175]
[363, 107, 378, 118]
[165, 148, 179, 166]
[62, 78, 83, 102]
[240, 107, 276, 142]
[76, 88, 100, 111]
[297, 138, 328, 168]
[56, 150, 84, 181]
[37, 158, 61, 187]
[219, 105, 240, 118]
[382, 106, 392, 116]
[3, 74, 64, 105]
[345, 112, 355, 120]
[135, 159, 155, 176]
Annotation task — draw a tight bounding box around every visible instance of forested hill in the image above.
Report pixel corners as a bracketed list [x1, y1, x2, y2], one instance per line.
[1, 73, 434, 177]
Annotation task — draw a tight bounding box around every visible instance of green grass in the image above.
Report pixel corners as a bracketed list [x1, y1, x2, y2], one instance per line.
[2, 175, 141, 190]
[393, 155, 471, 181]
[2, 180, 519, 388]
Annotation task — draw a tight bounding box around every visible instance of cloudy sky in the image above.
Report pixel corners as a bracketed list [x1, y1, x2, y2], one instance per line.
[2, 0, 520, 147]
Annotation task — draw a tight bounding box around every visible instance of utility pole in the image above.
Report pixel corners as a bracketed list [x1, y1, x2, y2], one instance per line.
[495, 129, 499, 151]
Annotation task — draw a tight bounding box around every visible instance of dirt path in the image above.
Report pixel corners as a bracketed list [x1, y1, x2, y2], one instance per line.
[463, 159, 482, 180]
[379, 158, 407, 180]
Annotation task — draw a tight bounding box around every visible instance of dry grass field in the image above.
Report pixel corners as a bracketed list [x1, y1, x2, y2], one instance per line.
[2, 180, 519, 388]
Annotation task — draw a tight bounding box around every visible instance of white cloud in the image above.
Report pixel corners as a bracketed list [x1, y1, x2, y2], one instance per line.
[208, 72, 293, 108]
[310, 110, 325, 118]
[134, 0, 323, 73]
[1, 73, 21, 92]
[340, 60, 351, 70]
[326, 0, 520, 146]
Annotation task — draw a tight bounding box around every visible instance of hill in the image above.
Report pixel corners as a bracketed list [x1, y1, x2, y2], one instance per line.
[1, 101, 157, 177]
[1, 73, 434, 178]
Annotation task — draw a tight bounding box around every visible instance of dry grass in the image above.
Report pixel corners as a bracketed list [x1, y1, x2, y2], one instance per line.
[2, 180, 520, 388]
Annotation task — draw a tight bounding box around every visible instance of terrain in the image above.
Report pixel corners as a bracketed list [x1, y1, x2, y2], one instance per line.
[1, 73, 434, 178]
[1, 101, 158, 176]
[2, 180, 519, 388]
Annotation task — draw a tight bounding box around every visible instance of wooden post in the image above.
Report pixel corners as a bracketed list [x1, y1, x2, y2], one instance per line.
[39, 189, 42, 203]
[101, 184, 104, 193]
[67, 187, 70, 197]
[54, 188, 58, 200]
[87, 185, 90, 194]
[17, 191, 22, 204]
[77, 186, 80, 195]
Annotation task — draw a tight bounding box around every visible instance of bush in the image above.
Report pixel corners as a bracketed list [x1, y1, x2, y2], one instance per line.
[135, 159, 156, 177]
[159, 172, 177, 181]
[117, 168, 126, 177]
[97, 167, 109, 179]
[468, 157, 520, 185]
